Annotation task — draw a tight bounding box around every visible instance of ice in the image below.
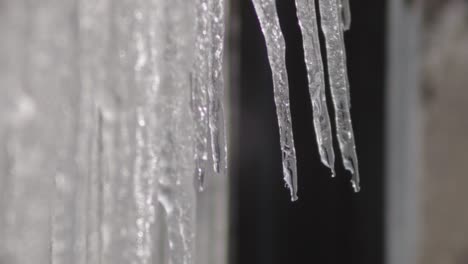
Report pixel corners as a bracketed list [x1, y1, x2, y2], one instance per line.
[340, 0, 352, 31]
[318, 0, 360, 191]
[154, 1, 197, 263]
[294, 0, 336, 176]
[192, 0, 227, 189]
[0, 1, 81, 263]
[0, 0, 361, 263]
[192, 0, 212, 190]
[0, 0, 200, 263]
[208, 0, 228, 174]
[249, 0, 360, 193]
[251, 0, 298, 201]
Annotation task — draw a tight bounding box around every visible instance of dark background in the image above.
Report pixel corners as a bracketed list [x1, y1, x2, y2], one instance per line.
[230, 0, 387, 263]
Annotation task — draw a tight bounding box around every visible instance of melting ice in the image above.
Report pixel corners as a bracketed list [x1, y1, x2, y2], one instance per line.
[252, 0, 360, 194]
[0, 0, 359, 263]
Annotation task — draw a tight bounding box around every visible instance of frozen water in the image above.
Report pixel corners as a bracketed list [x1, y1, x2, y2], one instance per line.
[0, 0, 360, 263]
[0, 0, 201, 263]
[250, 0, 359, 191]
[192, 0, 212, 190]
[340, 0, 352, 31]
[208, 0, 228, 175]
[294, 0, 336, 176]
[251, 0, 359, 193]
[318, 0, 360, 191]
[251, 0, 299, 201]
[192, 0, 228, 190]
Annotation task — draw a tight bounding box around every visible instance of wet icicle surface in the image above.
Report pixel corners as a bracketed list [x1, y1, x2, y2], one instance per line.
[251, 0, 298, 201]
[208, 0, 227, 175]
[155, 1, 198, 263]
[319, 0, 360, 191]
[192, 0, 211, 190]
[294, 0, 336, 176]
[0, 0, 362, 262]
[250, 0, 360, 192]
[0, 0, 204, 263]
[192, 0, 227, 190]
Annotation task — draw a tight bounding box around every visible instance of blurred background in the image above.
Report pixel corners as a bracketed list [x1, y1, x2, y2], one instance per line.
[229, 0, 468, 264]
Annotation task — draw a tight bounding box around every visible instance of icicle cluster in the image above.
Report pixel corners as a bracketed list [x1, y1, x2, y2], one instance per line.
[251, 0, 299, 200]
[0, 0, 359, 262]
[318, 0, 360, 191]
[192, 0, 227, 191]
[252, 0, 360, 197]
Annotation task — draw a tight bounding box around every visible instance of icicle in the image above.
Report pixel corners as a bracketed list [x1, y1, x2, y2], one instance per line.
[294, 0, 336, 176]
[154, 1, 197, 263]
[318, 0, 360, 191]
[208, 0, 227, 174]
[251, 0, 298, 201]
[340, 0, 352, 31]
[131, 3, 160, 263]
[192, 0, 212, 190]
[134, 108, 154, 264]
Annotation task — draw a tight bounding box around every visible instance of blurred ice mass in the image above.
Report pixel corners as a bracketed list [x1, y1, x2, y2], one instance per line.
[0, 0, 228, 263]
[0, 0, 357, 261]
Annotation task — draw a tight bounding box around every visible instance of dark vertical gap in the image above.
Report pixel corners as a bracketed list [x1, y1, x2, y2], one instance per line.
[232, 1, 279, 263]
[228, 0, 241, 263]
[345, 1, 387, 263]
[231, 0, 386, 263]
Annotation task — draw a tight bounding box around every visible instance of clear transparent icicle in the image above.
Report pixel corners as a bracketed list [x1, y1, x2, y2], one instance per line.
[208, 0, 228, 174]
[251, 0, 298, 201]
[294, 0, 336, 176]
[318, 0, 360, 191]
[192, 0, 212, 190]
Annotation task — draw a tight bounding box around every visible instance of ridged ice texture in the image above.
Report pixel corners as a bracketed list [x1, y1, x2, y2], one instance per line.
[192, 0, 227, 189]
[251, 0, 298, 201]
[208, 0, 228, 175]
[0, 1, 198, 264]
[192, 0, 211, 190]
[294, 0, 336, 176]
[318, 0, 360, 191]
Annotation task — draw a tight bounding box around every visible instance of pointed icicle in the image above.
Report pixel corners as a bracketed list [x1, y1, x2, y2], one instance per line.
[192, 0, 212, 190]
[318, 0, 360, 191]
[251, 0, 298, 201]
[208, 0, 228, 174]
[294, 0, 336, 177]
